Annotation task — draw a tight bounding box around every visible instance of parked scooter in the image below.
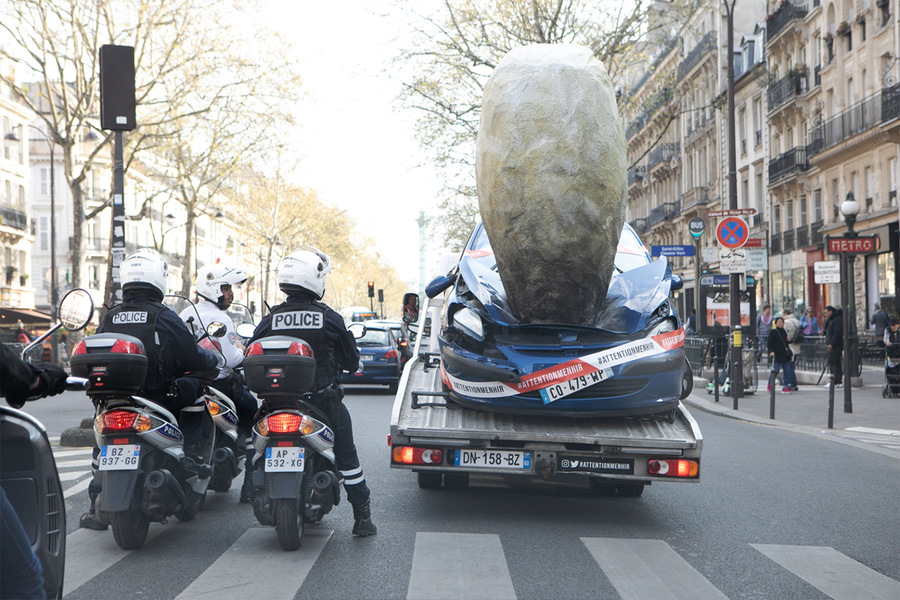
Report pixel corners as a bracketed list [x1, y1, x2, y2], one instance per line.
[0, 288, 94, 599]
[239, 322, 365, 551]
[71, 328, 222, 550]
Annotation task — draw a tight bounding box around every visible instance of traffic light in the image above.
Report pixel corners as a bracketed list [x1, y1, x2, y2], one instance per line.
[377, 289, 384, 303]
[367, 281, 375, 298]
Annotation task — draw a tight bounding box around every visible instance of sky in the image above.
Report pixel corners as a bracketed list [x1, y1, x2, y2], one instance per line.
[262, 0, 446, 288]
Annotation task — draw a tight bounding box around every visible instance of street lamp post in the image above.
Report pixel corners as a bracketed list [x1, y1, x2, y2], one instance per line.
[7, 124, 58, 365]
[839, 192, 860, 414]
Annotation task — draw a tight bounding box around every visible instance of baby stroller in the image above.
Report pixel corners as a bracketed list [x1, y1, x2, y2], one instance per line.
[883, 355, 900, 398]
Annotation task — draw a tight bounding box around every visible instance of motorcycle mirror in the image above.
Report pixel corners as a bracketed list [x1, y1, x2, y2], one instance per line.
[235, 323, 256, 339]
[425, 274, 455, 299]
[671, 274, 684, 291]
[206, 321, 227, 338]
[57, 288, 94, 331]
[347, 322, 366, 339]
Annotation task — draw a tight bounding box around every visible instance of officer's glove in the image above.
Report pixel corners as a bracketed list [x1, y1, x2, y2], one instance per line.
[33, 362, 68, 397]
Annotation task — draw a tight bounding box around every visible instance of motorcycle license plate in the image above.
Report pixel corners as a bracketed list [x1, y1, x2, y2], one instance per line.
[453, 449, 531, 470]
[265, 446, 305, 472]
[98, 444, 140, 470]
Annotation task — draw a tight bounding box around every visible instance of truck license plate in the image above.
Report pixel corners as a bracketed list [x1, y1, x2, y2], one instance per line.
[99, 444, 140, 471]
[265, 446, 305, 472]
[453, 449, 531, 470]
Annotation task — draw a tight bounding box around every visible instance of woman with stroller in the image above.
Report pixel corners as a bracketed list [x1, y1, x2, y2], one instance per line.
[767, 316, 795, 394]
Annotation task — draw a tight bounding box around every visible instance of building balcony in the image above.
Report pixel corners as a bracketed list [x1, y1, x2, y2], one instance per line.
[766, 1, 809, 42]
[768, 146, 809, 184]
[809, 88, 891, 159]
[0, 205, 27, 231]
[648, 142, 679, 171]
[884, 84, 900, 123]
[796, 225, 809, 248]
[811, 220, 824, 245]
[767, 72, 807, 113]
[628, 166, 646, 187]
[771, 233, 782, 254]
[630, 218, 648, 234]
[783, 229, 795, 252]
[681, 186, 711, 212]
[678, 31, 715, 79]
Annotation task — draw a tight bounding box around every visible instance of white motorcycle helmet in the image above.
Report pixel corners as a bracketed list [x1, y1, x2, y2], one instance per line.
[195, 263, 248, 306]
[120, 248, 168, 300]
[277, 247, 332, 299]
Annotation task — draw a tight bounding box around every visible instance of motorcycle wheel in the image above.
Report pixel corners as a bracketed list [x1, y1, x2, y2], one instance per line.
[111, 509, 150, 550]
[274, 497, 303, 551]
[174, 490, 206, 522]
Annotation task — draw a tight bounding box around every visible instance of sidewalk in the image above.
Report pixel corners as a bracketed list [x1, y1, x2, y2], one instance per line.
[685, 364, 900, 437]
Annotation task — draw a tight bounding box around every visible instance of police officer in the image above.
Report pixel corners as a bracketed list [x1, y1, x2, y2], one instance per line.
[179, 262, 259, 502]
[248, 247, 376, 537]
[79, 248, 219, 530]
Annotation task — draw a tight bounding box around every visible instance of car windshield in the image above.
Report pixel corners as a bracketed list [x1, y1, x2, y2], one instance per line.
[464, 222, 651, 274]
[358, 329, 390, 346]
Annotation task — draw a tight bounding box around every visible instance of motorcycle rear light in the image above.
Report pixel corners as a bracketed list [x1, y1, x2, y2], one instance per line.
[287, 341, 313, 357]
[111, 339, 144, 354]
[73, 340, 88, 355]
[267, 413, 303, 434]
[392, 446, 443, 465]
[648, 459, 699, 478]
[199, 338, 222, 351]
[246, 342, 265, 357]
[96, 410, 151, 433]
[385, 349, 399, 359]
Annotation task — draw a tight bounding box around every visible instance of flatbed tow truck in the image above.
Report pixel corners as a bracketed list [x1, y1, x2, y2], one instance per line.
[388, 295, 703, 497]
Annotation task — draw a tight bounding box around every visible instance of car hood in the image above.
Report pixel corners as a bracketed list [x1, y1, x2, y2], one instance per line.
[456, 255, 674, 334]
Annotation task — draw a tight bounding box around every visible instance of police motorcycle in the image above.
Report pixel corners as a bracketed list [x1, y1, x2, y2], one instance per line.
[71, 323, 224, 550]
[1, 288, 94, 599]
[173, 295, 247, 495]
[238, 321, 366, 551]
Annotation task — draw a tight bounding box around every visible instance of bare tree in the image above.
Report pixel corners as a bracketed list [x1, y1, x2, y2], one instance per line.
[392, 0, 691, 247]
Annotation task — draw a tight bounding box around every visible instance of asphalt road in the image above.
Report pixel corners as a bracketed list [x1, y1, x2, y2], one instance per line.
[20, 387, 900, 599]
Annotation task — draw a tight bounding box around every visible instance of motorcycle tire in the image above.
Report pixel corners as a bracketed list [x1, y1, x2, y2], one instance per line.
[174, 490, 206, 522]
[111, 509, 150, 550]
[210, 471, 233, 493]
[274, 497, 303, 551]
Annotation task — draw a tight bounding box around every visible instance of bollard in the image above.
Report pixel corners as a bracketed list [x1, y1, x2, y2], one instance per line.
[827, 373, 835, 429]
[769, 368, 776, 419]
[713, 359, 720, 404]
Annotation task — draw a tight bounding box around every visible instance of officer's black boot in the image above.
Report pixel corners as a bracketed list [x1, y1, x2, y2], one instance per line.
[239, 465, 253, 504]
[352, 498, 377, 537]
[79, 490, 107, 531]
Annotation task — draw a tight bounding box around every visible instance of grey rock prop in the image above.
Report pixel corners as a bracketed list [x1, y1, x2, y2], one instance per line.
[476, 44, 626, 325]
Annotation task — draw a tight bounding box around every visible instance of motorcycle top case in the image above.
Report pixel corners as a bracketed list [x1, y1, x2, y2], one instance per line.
[243, 335, 316, 398]
[70, 333, 149, 395]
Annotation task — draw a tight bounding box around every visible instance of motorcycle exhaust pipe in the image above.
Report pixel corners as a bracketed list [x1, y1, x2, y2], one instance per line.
[214, 447, 238, 477]
[312, 471, 339, 511]
[145, 469, 186, 508]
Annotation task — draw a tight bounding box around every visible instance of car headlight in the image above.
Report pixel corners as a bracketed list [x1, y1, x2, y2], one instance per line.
[649, 317, 677, 336]
[452, 307, 484, 341]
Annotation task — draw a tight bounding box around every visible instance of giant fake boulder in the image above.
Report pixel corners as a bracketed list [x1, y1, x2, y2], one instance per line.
[476, 44, 626, 325]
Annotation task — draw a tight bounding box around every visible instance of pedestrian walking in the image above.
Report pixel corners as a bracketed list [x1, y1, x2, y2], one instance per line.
[781, 308, 801, 391]
[871, 304, 889, 359]
[756, 305, 773, 360]
[823, 305, 843, 388]
[767, 317, 795, 394]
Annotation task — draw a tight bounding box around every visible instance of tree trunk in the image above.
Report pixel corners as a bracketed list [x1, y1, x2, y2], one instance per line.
[182, 210, 195, 296]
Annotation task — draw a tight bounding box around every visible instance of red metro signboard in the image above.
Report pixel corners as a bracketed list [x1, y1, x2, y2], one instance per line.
[715, 217, 750, 249]
[826, 236, 878, 254]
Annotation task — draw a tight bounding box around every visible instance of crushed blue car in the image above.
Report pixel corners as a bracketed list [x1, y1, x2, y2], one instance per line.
[426, 222, 692, 418]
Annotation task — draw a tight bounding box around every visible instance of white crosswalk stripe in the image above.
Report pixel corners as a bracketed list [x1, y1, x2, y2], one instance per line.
[407, 532, 516, 600]
[64, 526, 170, 594]
[52, 445, 94, 498]
[752, 544, 900, 600]
[581, 537, 729, 600]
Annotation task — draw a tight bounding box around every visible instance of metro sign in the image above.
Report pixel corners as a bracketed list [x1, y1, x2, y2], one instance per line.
[826, 236, 877, 254]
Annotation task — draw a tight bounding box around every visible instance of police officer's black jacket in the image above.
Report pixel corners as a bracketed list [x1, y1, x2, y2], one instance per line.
[250, 290, 359, 391]
[824, 308, 843, 350]
[99, 292, 217, 399]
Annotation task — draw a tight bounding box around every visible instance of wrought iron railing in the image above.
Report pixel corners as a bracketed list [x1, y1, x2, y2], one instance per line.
[796, 226, 809, 247]
[883, 84, 900, 122]
[678, 31, 716, 79]
[783, 229, 795, 251]
[811, 220, 824, 244]
[769, 146, 809, 182]
[648, 142, 679, 169]
[771, 233, 782, 254]
[768, 72, 806, 112]
[0, 205, 27, 231]
[628, 166, 646, 186]
[681, 186, 711, 211]
[767, 1, 809, 41]
[810, 90, 885, 153]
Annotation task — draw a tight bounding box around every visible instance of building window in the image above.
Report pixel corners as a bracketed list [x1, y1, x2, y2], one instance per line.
[814, 189, 823, 222]
[786, 199, 794, 230]
[39, 216, 48, 251]
[799, 195, 808, 226]
[774, 204, 781, 234]
[40, 168, 49, 197]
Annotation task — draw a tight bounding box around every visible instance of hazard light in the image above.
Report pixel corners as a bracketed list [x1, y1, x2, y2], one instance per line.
[648, 458, 699, 478]
[391, 446, 443, 465]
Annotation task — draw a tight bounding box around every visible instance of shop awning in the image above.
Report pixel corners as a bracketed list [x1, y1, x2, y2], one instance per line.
[0, 307, 53, 325]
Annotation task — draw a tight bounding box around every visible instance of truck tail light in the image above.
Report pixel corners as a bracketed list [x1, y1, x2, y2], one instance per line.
[648, 458, 699, 478]
[391, 446, 443, 465]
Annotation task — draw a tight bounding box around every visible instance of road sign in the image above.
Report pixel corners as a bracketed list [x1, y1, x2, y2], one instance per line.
[701, 275, 756, 286]
[743, 238, 764, 248]
[746, 248, 768, 271]
[826, 236, 877, 254]
[651, 245, 696, 257]
[719, 248, 747, 274]
[707, 208, 758, 217]
[814, 260, 841, 283]
[716, 217, 750, 249]
[688, 217, 705, 239]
